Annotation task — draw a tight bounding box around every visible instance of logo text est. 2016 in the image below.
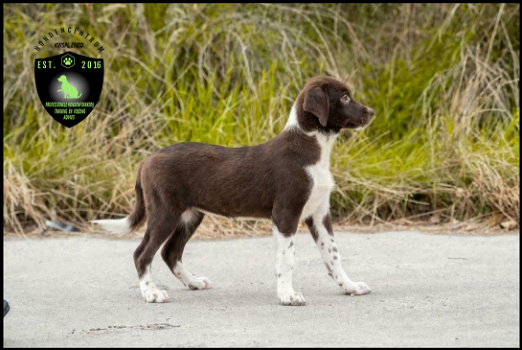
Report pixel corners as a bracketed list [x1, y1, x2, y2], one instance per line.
[36, 60, 102, 69]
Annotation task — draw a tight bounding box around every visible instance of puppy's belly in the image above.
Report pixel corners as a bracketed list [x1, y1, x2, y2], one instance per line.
[193, 208, 272, 222]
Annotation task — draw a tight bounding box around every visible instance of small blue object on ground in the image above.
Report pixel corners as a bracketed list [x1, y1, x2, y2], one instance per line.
[4, 300, 10, 317]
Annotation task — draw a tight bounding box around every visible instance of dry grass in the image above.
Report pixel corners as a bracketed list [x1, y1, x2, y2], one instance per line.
[3, 4, 520, 235]
[5, 215, 517, 241]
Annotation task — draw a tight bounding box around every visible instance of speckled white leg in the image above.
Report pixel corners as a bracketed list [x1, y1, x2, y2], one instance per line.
[139, 266, 169, 303]
[172, 262, 212, 290]
[311, 206, 371, 296]
[274, 226, 306, 306]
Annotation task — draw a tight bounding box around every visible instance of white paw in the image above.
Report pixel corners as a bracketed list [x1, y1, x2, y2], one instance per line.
[187, 277, 212, 290]
[342, 281, 371, 296]
[278, 291, 306, 306]
[143, 289, 169, 303]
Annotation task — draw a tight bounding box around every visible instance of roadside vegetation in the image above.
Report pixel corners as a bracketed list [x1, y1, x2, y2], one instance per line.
[3, 4, 519, 234]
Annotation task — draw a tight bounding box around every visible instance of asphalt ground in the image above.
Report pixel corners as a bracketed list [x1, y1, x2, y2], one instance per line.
[3, 230, 520, 347]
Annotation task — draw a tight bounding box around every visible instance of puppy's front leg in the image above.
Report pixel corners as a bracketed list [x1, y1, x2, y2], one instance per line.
[273, 226, 306, 306]
[306, 211, 371, 296]
[272, 207, 306, 306]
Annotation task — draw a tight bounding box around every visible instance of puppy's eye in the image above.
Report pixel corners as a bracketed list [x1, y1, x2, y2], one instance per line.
[341, 94, 350, 103]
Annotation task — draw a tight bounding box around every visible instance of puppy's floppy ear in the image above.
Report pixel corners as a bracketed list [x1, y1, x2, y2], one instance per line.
[304, 86, 329, 127]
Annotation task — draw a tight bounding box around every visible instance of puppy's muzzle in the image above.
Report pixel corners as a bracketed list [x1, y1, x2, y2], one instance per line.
[361, 107, 374, 125]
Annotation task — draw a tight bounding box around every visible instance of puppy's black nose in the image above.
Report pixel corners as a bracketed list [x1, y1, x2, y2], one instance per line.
[364, 107, 374, 118]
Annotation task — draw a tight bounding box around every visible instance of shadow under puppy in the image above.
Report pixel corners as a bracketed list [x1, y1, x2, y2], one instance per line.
[92, 76, 375, 306]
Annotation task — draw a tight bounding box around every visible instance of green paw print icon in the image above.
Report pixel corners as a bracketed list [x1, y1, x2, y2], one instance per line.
[61, 54, 75, 69]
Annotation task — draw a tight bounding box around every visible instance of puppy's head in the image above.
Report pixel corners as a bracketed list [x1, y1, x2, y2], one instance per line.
[297, 76, 374, 133]
[57, 75, 67, 83]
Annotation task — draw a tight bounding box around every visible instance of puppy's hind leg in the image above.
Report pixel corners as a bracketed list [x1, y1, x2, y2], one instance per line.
[134, 210, 180, 303]
[161, 209, 211, 291]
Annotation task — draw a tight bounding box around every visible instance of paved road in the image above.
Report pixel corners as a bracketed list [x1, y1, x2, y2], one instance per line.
[3, 231, 520, 347]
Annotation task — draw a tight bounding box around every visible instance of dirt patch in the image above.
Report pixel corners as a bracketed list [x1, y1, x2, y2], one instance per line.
[81, 323, 180, 335]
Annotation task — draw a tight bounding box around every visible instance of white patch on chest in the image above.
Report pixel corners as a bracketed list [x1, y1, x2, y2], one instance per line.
[300, 132, 336, 221]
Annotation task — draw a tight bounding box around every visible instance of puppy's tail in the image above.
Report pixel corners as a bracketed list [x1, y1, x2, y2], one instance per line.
[91, 163, 146, 235]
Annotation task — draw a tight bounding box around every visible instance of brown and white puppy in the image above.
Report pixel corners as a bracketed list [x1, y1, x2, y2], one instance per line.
[92, 76, 374, 306]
